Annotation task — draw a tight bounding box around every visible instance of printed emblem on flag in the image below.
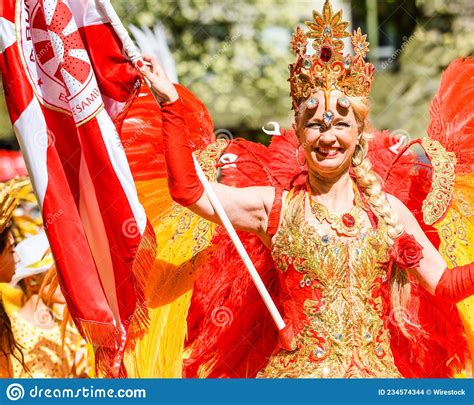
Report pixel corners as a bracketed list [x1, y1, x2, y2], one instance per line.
[18, 0, 103, 125]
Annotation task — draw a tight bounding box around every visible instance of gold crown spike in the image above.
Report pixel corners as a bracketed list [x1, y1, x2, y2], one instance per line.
[0, 177, 31, 234]
[289, 0, 374, 114]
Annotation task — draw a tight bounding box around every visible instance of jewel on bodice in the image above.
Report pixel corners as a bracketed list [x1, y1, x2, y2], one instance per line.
[342, 213, 355, 228]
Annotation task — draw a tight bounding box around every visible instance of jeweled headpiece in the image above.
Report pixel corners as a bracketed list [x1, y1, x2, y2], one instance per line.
[289, 0, 374, 122]
[0, 177, 30, 234]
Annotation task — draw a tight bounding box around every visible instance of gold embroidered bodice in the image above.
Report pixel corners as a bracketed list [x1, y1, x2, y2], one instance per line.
[258, 187, 402, 378]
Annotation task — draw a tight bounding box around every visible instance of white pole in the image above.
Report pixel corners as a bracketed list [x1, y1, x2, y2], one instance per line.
[192, 156, 285, 330]
[97, 0, 285, 330]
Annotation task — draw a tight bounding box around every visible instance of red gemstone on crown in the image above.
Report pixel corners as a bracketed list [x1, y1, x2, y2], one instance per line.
[320, 46, 332, 62]
[342, 213, 355, 228]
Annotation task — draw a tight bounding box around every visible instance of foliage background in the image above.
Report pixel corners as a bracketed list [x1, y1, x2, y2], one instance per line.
[115, 0, 306, 135]
[1, 0, 473, 143]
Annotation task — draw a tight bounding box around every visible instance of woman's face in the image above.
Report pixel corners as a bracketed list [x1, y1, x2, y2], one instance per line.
[297, 91, 360, 178]
[0, 232, 18, 283]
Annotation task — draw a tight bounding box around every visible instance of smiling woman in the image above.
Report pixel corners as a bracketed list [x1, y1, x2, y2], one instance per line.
[127, 0, 474, 379]
[296, 91, 361, 176]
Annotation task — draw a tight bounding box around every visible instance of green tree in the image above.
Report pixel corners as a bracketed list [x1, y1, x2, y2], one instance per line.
[370, 0, 474, 137]
[114, 0, 313, 132]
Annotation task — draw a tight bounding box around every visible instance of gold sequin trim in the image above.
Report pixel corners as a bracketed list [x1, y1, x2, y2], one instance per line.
[436, 189, 470, 268]
[421, 137, 457, 225]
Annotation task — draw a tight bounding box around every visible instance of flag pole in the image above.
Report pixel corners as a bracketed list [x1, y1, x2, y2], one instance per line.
[191, 155, 285, 330]
[96, 0, 285, 331]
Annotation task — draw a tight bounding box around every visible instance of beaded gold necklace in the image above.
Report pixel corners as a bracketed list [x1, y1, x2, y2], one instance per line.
[306, 180, 365, 237]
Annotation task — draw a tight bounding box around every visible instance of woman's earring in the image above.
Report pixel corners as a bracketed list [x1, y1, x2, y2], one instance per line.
[296, 145, 306, 167]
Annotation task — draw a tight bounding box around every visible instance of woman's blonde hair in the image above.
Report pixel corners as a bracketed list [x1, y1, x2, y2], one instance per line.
[295, 97, 413, 338]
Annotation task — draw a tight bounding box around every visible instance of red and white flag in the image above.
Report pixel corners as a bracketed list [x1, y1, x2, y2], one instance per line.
[0, 0, 156, 376]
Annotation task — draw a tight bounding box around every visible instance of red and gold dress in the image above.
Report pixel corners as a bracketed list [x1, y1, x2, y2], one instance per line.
[257, 187, 402, 378]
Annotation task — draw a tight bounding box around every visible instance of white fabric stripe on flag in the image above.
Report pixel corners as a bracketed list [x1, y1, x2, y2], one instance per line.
[13, 98, 49, 206]
[78, 151, 121, 326]
[0, 17, 16, 53]
[95, 109, 147, 234]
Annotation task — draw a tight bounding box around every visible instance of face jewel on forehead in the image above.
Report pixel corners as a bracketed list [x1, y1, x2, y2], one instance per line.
[306, 97, 319, 109]
[322, 110, 335, 127]
[288, 0, 375, 111]
[337, 96, 351, 109]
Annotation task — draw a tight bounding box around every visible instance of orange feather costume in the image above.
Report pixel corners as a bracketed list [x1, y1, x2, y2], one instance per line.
[117, 56, 474, 378]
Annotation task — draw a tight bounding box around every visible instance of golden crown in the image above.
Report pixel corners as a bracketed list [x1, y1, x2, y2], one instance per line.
[289, 0, 374, 122]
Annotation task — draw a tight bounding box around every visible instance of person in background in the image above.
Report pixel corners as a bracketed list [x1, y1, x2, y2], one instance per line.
[0, 178, 93, 378]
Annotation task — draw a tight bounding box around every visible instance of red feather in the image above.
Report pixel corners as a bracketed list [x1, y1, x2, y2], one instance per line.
[428, 57, 474, 174]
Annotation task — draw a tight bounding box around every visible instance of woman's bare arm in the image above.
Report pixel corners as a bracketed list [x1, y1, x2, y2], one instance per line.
[188, 183, 276, 240]
[387, 194, 448, 294]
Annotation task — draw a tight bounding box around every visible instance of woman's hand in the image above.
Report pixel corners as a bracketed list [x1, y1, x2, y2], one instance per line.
[136, 55, 179, 104]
